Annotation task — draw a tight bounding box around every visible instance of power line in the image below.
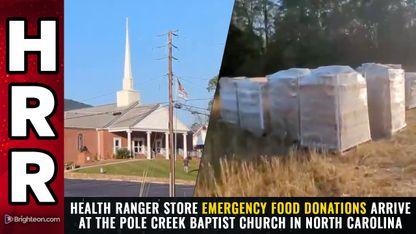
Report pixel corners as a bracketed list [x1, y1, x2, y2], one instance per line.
[177, 103, 209, 111]
[175, 98, 211, 102]
[75, 73, 170, 103]
[174, 102, 210, 117]
[175, 107, 209, 117]
[180, 74, 216, 81]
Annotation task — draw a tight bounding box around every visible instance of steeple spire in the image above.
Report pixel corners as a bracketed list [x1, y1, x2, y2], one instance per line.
[123, 17, 133, 90]
[117, 17, 140, 107]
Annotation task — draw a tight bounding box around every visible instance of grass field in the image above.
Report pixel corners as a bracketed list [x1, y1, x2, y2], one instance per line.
[74, 159, 200, 181]
[195, 100, 416, 196]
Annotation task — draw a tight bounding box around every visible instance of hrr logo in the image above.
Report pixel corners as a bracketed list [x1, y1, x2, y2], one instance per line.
[5, 18, 59, 205]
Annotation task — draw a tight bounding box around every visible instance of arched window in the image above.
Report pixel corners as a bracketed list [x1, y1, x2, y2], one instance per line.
[77, 134, 84, 152]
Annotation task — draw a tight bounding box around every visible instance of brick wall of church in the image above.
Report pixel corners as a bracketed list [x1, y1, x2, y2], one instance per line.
[64, 128, 99, 165]
[65, 128, 128, 165]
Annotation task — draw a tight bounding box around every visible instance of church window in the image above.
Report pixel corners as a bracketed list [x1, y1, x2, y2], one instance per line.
[77, 134, 84, 152]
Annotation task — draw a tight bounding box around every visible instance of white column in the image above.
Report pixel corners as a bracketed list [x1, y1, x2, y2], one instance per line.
[146, 131, 151, 159]
[183, 133, 188, 159]
[165, 132, 169, 160]
[126, 129, 132, 157]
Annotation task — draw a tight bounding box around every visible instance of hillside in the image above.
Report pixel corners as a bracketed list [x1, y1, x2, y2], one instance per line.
[196, 107, 416, 197]
[64, 99, 92, 111]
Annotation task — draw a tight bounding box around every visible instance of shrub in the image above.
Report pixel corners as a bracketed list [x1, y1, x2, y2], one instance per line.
[80, 146, 89, 153]
[116, 148, 131, 159]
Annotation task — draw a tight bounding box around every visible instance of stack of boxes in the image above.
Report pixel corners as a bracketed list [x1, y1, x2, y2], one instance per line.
[219, 63, 413, 152]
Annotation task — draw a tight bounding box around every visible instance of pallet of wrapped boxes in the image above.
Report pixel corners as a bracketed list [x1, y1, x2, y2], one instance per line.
[299, 66, 371, 152]
[405, 72, 416, 109]
[357, 63, 406, 138]
[219, 77, 245, 125]
[266, 68, 310, 142]
[235, 77, 268, 136]
[219, 77, 268, 136]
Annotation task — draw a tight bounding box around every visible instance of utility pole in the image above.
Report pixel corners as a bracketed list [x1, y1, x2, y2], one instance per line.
[168, 31, 175, 197]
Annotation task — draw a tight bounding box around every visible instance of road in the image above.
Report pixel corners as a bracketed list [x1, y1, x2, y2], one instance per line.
[65, 179, 195, 197]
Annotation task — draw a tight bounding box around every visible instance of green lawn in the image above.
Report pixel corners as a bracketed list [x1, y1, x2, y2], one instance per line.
[74, 159, 200, 181]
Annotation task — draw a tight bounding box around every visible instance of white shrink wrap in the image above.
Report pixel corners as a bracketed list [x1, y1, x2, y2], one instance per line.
[358, 63, 406, 138]
[405, 72, 416, 109]
[219, 77, 245, 125]
[266, 68, 310, 141]
[300, 66, 371, 152]
[236, 78, 267, 136]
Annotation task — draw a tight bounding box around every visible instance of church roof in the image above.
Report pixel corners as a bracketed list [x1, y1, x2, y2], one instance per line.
[64, 102, 158, 129]
[64, 102, 190, 132]
[109, 103, 159, 128]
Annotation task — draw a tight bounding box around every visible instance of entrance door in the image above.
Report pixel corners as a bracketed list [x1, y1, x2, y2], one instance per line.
[155, 139, 163, 154]
[133, 138, 145, 154]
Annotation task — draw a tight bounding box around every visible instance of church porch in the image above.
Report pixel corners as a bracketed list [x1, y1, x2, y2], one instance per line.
[109, 129, 189, 160]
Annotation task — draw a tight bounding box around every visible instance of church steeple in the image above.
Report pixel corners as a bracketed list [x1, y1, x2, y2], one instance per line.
[117, 18, 140, 107]
[123, 18, 133, 90]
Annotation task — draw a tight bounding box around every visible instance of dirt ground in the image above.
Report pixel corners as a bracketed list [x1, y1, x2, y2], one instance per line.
[195, 100, 416, 197]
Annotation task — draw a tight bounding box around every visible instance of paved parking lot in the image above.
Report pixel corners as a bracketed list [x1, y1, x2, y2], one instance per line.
[65, 179, 195, 197]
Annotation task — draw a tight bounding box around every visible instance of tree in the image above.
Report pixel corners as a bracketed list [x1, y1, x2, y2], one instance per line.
[221, 0, 416, 76]
[206, 75, 219, 111]
[207, 75, 219, 93]
[257, 0, 278, 51]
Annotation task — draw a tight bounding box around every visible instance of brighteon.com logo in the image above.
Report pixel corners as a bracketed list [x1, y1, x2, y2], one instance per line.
[4, 214, 60, 224]
[4, 214, 13, 224]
